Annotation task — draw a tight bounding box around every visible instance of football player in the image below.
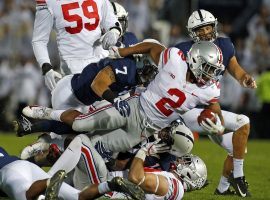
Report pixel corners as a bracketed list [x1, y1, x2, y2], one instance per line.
[24, 40, 225, 159]
[32, 0, 122, 91]
[174, 10, 253, 197]
[0, 146, 80, 200]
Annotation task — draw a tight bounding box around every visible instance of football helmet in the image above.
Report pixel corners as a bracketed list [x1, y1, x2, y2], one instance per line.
[137, 59, 158, 85]
[187, 41, 225, 86]
[187, 9, 218, 42]
[111, 2, 128, 34]
[169, 122, 194, 157]
[174, 154, 207, 190]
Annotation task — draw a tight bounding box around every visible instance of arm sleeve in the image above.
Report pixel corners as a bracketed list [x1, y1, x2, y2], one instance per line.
[32, 5, 53, 68]
[100, 0, 122, 33]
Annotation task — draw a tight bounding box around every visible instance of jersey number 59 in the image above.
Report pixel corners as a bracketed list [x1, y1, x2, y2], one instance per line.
[155, 88, 186, 117]
[62, 0, 100, 34]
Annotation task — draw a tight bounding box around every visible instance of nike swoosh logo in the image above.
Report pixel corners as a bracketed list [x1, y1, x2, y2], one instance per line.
[0, 153, 4, 157]
[237, 185, 246, 197]
[67, 147, 73, 153]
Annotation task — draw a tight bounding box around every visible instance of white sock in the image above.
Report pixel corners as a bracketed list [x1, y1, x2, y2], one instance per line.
[98, 182, 111, 194]
[233, 158, 244, 178]
[48, 136, 82, 176]
[217, 176, 230, 193]
[50, 110, 65, 121]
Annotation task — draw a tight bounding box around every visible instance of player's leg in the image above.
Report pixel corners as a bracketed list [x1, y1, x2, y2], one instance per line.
[72, 134, 108, 190]
[182, 109, 250, 196]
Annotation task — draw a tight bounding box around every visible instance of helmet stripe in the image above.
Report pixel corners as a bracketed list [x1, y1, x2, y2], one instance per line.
[175, 131, 194, 144]
[197, 10, 204, 22]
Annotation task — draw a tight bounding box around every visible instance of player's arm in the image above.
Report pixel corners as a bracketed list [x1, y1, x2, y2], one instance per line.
[91, 66, 117, 103]
[128, 149, 169, 196]
[203, 102, 225, 135]
[32, 4, 53, 68]
[227, 56, 257, 88]
[111, 40, 166, 65]
[205, 102, 224, 125]
[32, 3, 62, 91]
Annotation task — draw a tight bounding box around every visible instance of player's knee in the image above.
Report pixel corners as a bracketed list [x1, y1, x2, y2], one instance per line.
[236, 115, 250, 136]
[237, 114, 250, 127]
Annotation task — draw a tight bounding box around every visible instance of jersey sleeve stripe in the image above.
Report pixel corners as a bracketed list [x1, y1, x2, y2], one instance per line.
[169, 178, 180, 200]
[163, 48, 171, 65]
[36, 0, 46, 5]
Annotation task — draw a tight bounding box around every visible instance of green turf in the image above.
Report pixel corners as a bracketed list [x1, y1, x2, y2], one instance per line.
[0, 133, 269, 199]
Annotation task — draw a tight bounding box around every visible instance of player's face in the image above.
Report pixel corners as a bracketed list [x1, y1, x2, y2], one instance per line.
[195, 25, 214, 41]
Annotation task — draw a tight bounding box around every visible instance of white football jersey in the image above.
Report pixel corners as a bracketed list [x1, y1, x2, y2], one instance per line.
[33, 0, 119, 66]
[107, 170, 184, 200]
[140, 47, 220, 128]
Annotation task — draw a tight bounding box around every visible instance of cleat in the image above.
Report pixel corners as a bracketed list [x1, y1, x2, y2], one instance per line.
[20, 142, 50, 160]
[14, 115, 33, 137]
[214, 188, 236, 196]
[23, 105, 52, 120]
[108, 177, 145, 200]
[45, 170, 67, 200]
[228, 175, 251, 197]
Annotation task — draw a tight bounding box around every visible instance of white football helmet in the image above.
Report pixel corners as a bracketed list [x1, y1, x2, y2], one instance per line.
[187, 41, 225, 86]
[174, 154, 207, 190]
[111, 2, 128, 34]
[187, 9, 218, 42]
[169, 122, 194, 157]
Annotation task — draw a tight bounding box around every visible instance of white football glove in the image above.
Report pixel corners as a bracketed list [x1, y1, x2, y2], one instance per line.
[108, 46, 123, 59]
[200, 114, 225, 135]
[101, 28, 120, 50]
[44, 69, 62, 91]
[141, 139, 171, 156]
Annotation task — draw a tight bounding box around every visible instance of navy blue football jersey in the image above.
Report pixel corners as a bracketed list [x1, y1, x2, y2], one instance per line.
[71, 32, 138, 105]
[71, 57, 138, 105]
[0, 147, 19, 169]
[174, 37, 235, 70]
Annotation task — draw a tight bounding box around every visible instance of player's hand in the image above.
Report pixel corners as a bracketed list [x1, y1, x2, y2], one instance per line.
[113, 97, 130, 117]
[44, 69, 62, 91]
[101, 28, 120, 50]
[108, 46, 123, 59]
[141, 139, 171, 156]
[240, 73, 257, 89]
[200, 114, 225, 135]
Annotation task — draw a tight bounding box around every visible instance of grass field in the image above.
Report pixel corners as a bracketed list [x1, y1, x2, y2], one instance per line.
[0, 133, 269, 200]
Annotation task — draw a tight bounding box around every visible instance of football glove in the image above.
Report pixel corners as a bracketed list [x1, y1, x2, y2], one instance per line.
[44, 69, 62, 91]
[101, 28, 120, 50]
[141, 139, 171, 156]
[108, 46, 123, 59]
[200, 114, 225, 135]
[113, 97, 130, 117]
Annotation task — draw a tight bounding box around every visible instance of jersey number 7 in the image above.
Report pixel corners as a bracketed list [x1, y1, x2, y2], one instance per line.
[155, 88, 186, 117]
[62, 0, 100, 34]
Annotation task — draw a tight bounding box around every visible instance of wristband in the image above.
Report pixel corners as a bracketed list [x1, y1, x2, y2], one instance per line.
[42, 63, 53, 75]
[102, 89, 118, 104]
[135, 149, 146, 161]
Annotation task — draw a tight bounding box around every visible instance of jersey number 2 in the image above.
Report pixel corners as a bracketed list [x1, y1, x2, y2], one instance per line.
[155, 88, 186, 117]
[62, 0, 100, 34]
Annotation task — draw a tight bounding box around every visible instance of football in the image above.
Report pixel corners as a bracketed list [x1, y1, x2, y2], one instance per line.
[197, 109, 217, 125]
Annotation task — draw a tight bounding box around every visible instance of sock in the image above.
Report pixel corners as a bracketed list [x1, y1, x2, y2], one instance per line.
[98, 182, 111, 194]
[233, 158, 244, 178]
[217, 176, 230, 193]
[48, 136, 82, 176]
[31, 120, 74, 135]
[50, 110, 65, 121]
